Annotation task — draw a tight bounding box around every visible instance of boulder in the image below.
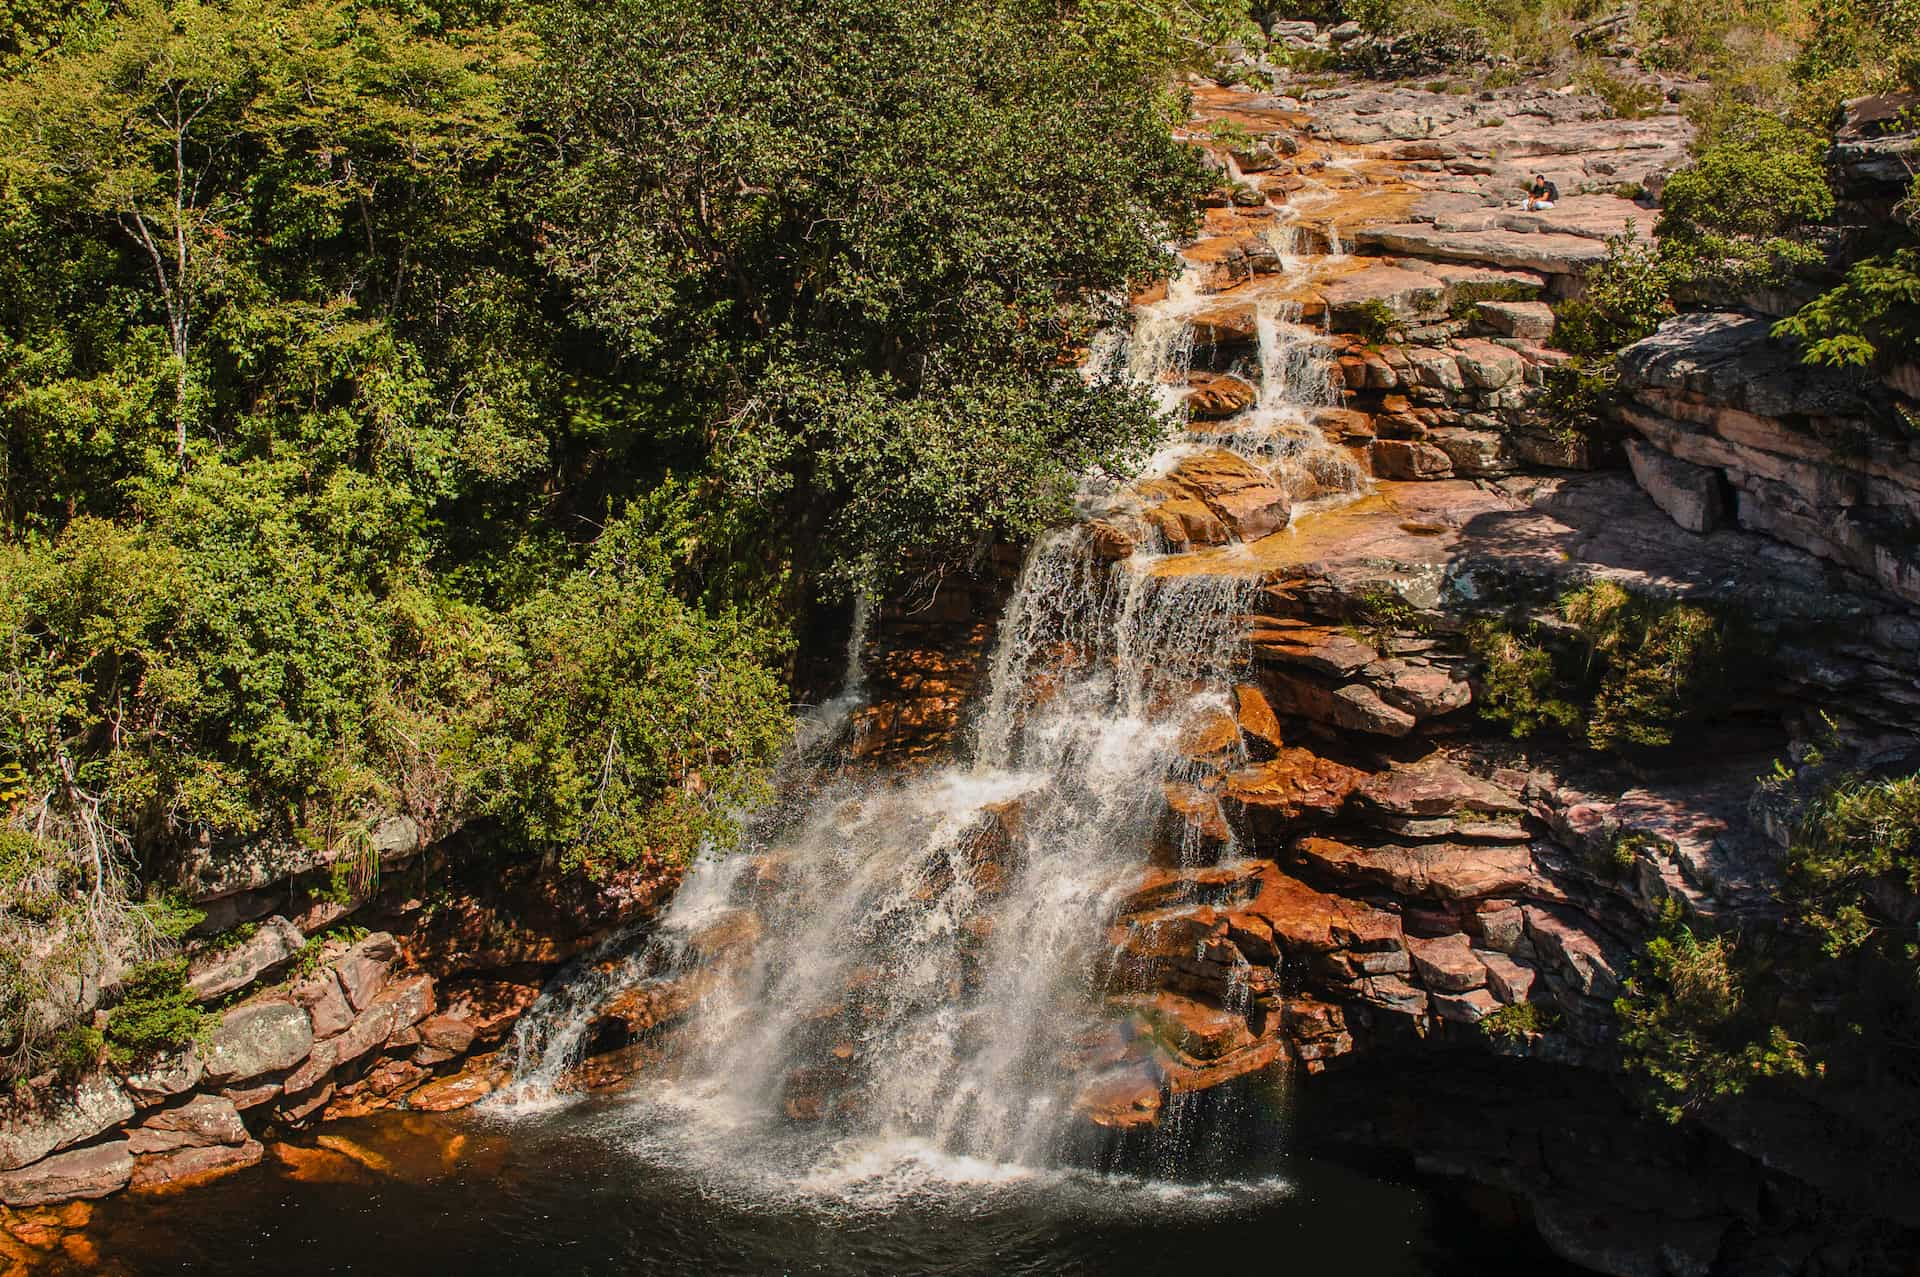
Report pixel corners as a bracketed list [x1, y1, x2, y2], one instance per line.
[1358, 974, 1429, 1018]
[1370, 439, 1454, 480]
[1476, 300, 1556, 340]
[130, 1139, 263, 1193]
[0, 1139, 133, 1206]
[1222, 747, 1366, 830]
[1525, 907, 1620, 998]
[1354, 756, 1525, 819]
[0, 1075, 135, 1172]
[124, 1096, 247, 1156]
[1407, 933, 1488, 992]
[1072, 1067, 1164, 1130]
[1249, 620, 1378, 676]
[278, 1081, 336, 1125]
[187, 917, 306, 1002]
[1368, 662, 1473, 718]
[1186, 371, 1258, 419]
[1453, 339, 1526, 390]
[1431, 987, 1501, 1024]
[1625, 437, 1727, 535]
[1123, 992, 1257, 1063]
[417, 1016, 477, 1056]
[1481, 950, 1538, 1003]
[333, 933, 400, 1012]
[1264, 672, 1418, 737]
[1430, 427, 1512, 477]
[119, 1049, 205, 1107]
[407, 1056, 507, 1113]
[221, 1081, 284, 1111]
[330, 976, 437, 1071]
[204, 1001, 314, 1084]
[291, 970, 355, 1040]
[1352, 224, 1612, 277]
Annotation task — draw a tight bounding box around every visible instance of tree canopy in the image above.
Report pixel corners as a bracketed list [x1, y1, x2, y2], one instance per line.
[0, 0, 1226, 1078]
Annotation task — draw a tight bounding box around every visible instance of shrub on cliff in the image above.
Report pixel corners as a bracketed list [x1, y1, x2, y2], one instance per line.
[1615, 904, 1810, 1122]
[1552, 230, 1674, 358]
[1469, 583, 1751, 755]
[1656, 109, 1835, 293]
[1784, 765, 1920, 966]
[1774, 245, 1920, 371]
[492, 512, 792, 875]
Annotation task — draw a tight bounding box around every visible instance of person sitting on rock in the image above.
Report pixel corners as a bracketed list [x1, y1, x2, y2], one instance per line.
[1524, 173, 1558, 211]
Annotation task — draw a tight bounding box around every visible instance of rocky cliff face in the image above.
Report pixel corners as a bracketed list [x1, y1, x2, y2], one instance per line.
[1617, 311, 1920, 607]
[7, 63, 1919, 1277]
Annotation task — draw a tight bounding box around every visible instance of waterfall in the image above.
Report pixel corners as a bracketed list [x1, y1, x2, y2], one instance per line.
[497, 205, 1364, 1187]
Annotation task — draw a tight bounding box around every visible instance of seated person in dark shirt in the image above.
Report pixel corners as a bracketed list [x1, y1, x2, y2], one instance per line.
[1524, 173, 1559, 211]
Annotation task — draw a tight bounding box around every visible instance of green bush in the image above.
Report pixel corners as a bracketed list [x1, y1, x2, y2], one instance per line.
[1616, 904, 1810, 1122]
[1469, 584, 1752, 754]
[1481, 1000, 1559, 1041]
[51, 1025, 105, 1077]
[1656, 110, 1835, 293]
[1553, 230, 1674, 357]
[1774, 245, 1920, 370]
[1535, 357, 1618, 443]
[1572, 60, 1664, 119]
[1783, 766, 1920, 964]
[1350, 298, 1400, 344]
[103, 958, 206, 1062]
[1564, 582, 1735, 752]
[1467, 620, 1582, 739]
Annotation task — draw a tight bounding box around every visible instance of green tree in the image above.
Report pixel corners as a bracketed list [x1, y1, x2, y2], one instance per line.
[533, 0, 1213, 594]
[1656, 109, 1835, 293]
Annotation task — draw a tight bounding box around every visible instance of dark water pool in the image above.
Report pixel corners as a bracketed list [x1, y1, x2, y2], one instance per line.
[54, 1093, 1583, 1277]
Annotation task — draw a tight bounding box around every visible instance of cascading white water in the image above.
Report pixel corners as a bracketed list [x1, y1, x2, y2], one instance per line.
[498, 193, 1364, 1188]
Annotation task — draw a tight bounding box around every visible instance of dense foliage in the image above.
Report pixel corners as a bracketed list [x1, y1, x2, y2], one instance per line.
[0, 0, 1221, 1079]
[1469, 582, 1747, 754]
[1616, 758, 1920, 1121]
[1615, 904, 1810, 1122]
[1655, 110, 1835, 292]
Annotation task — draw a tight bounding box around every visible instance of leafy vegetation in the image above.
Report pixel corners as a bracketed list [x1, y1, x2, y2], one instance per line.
[1774, 242, 1920, 370]
[103, 957, 207, 1064]
[0, 0, 1221, 1080]
[1615, 903, 1810, 1122]
[1655, 111, 1835, 293]
[1350, 298, 1401, 344]
[1469, 583, 1752, 754]
[1613, 755, 1917, 1122]
[1783, 765, 1920, 968]
[1482, 1000, 1560, 1041]
[1552, 230, 1674, 358]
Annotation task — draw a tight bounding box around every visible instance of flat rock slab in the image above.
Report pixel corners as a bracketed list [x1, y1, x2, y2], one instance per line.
[1317, 263, 1445, 317]
[130, 1138, 264, 1193]
[188, 916, 306, 1002]
[0, 1139, 133, 1206]
[1352, 224, 1611, 276]
[125, 1095, 248, 1156]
